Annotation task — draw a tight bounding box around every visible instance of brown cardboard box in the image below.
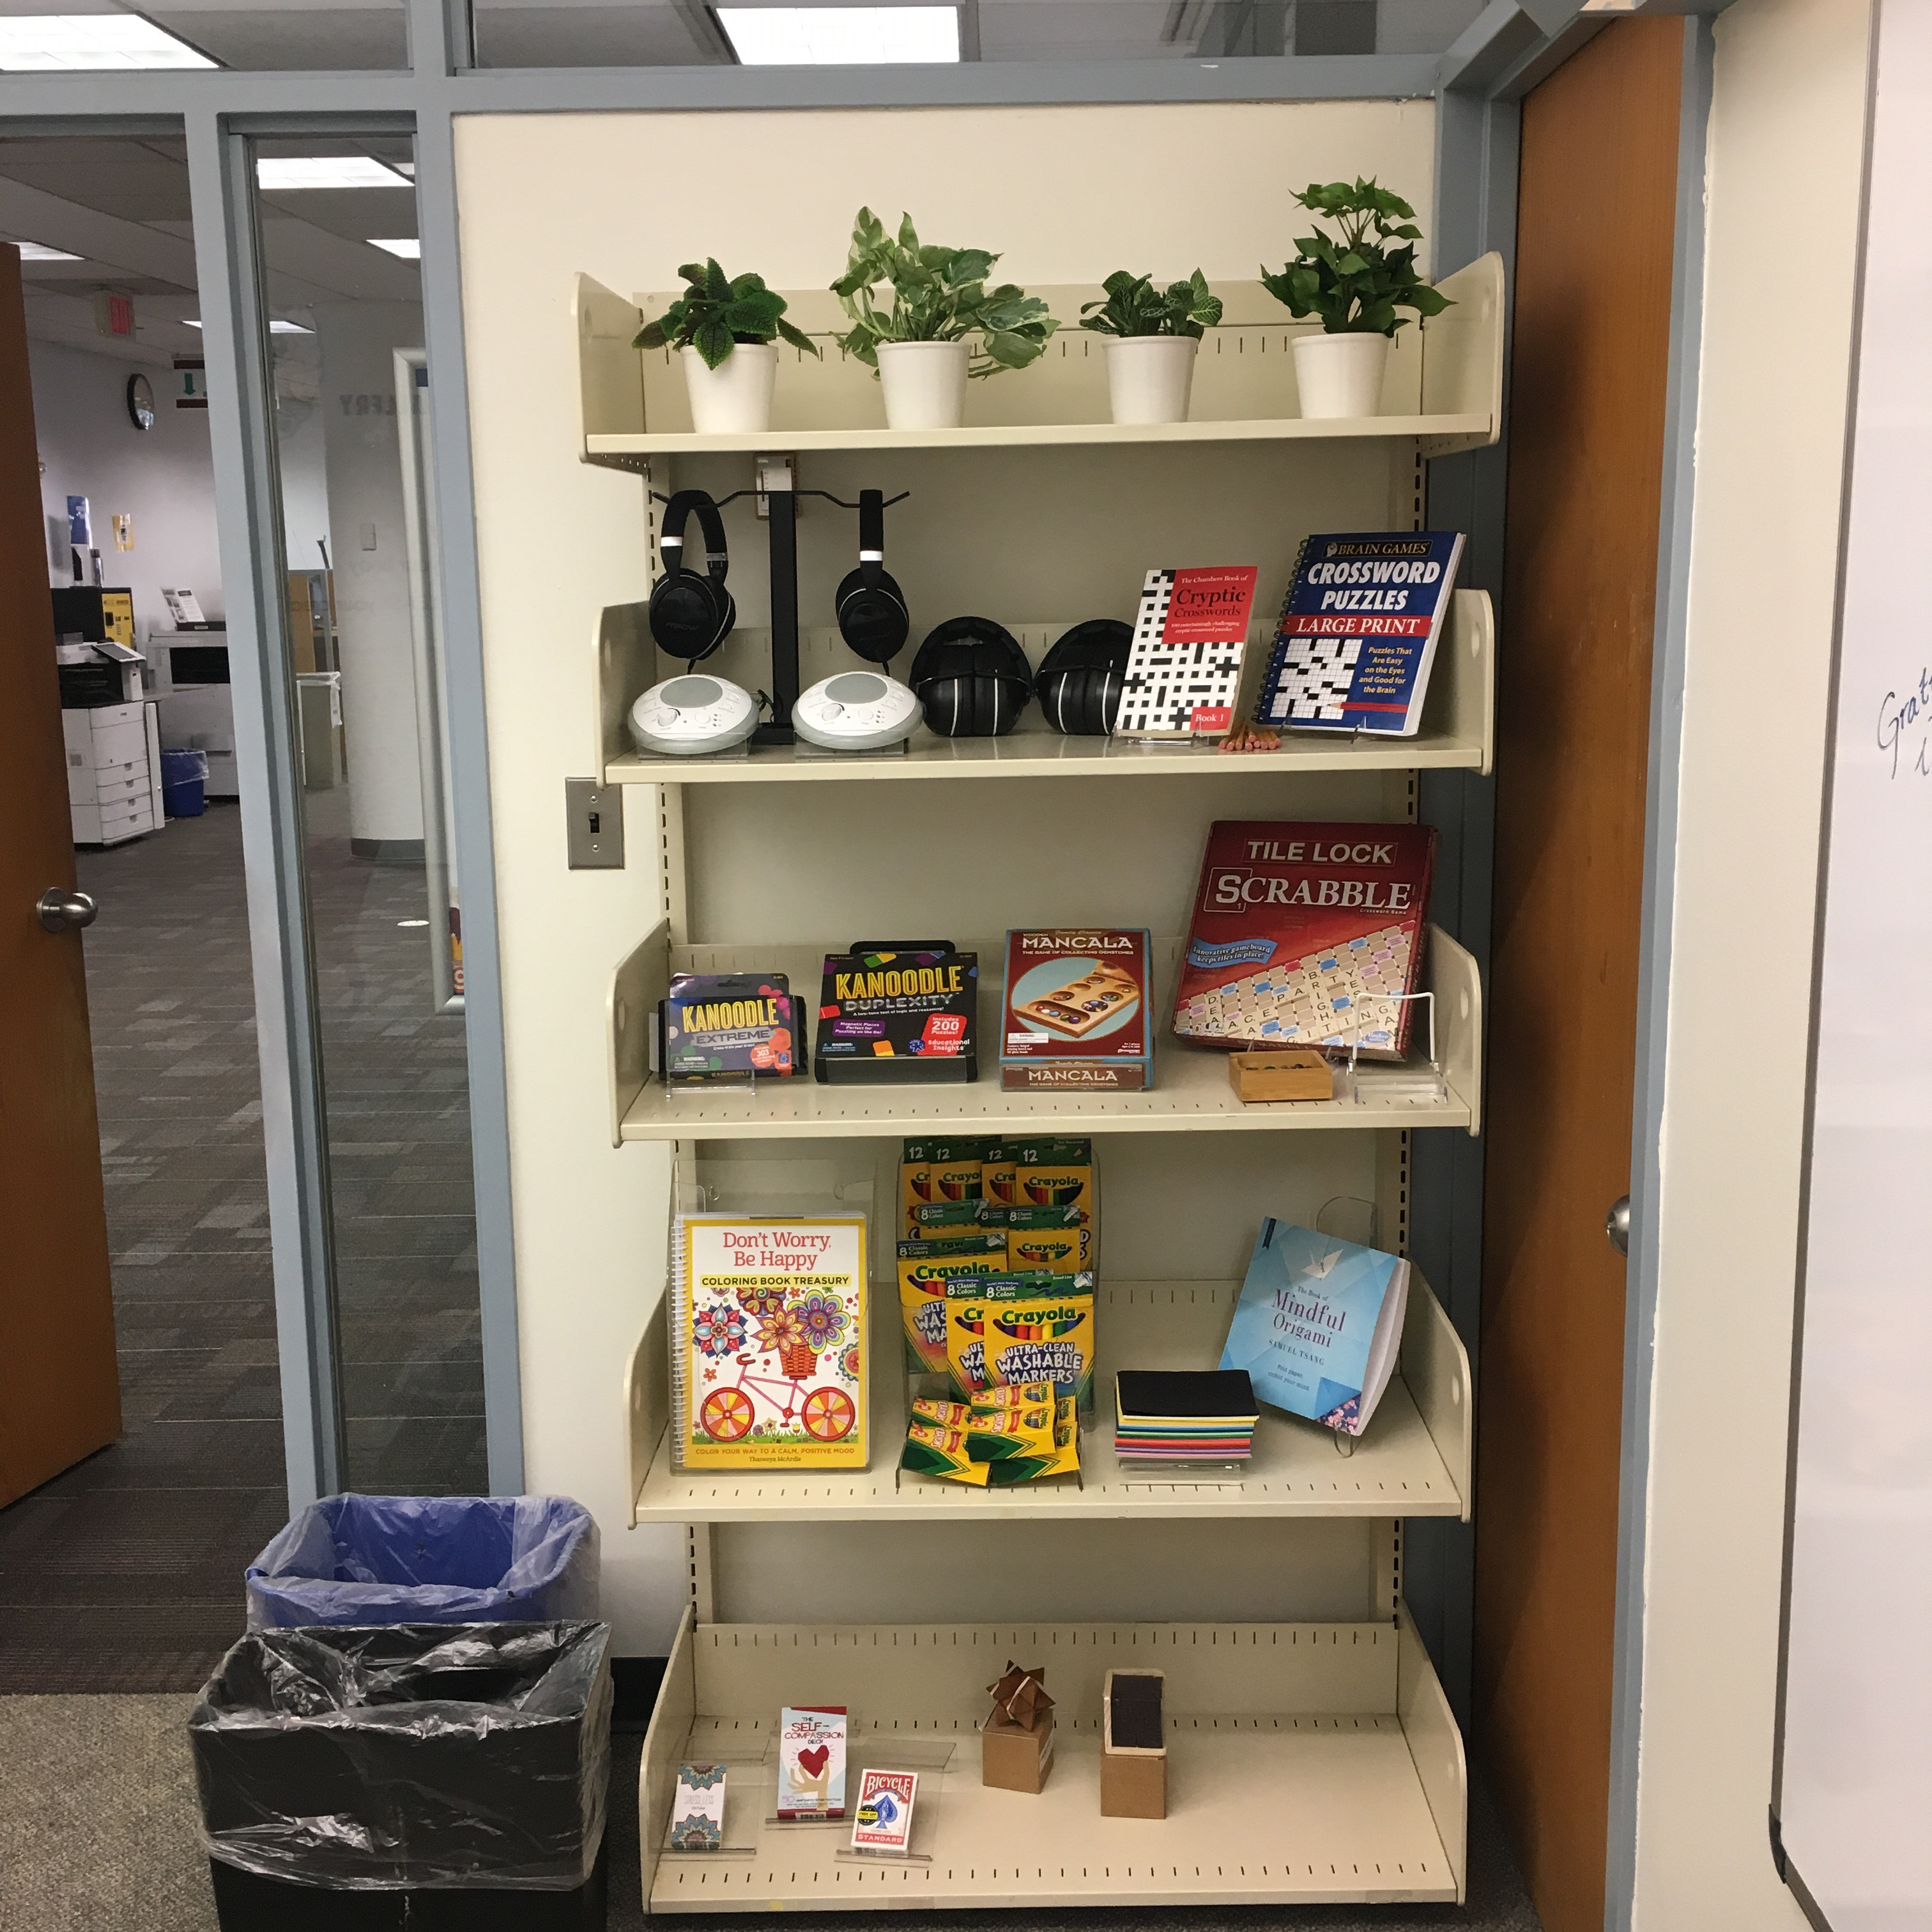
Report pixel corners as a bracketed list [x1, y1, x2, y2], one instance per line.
[1227, 1048, 1335, 1103]
[981, 1707, 1055, 1793]
[1100, 1669, 1167, 1818]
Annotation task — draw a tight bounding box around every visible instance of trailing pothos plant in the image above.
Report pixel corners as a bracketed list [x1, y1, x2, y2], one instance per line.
[831, 208, 1057, 378]
[632, 259, 820, 369]
[1079, 270, 1222, 339]
[1261, 180, 1450, 335]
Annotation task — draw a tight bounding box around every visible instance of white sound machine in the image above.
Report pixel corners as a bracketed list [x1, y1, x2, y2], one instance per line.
[627, 674, 760, 756]
[791, 670, 921, 752]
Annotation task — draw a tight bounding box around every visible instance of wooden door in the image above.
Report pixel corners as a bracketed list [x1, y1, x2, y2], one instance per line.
[1476, 20, 1683, 1932]
[0, 244, 121, 1505]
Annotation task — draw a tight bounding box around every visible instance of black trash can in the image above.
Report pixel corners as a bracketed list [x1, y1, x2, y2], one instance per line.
[189, 1621, 611, 1931]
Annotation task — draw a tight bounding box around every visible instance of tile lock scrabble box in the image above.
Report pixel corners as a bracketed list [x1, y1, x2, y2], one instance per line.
[1172, 822, 1437, 1060]
[999, 930, 1152, 1091]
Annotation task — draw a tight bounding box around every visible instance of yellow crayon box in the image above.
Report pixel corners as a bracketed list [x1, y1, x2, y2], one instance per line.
[900, 1422, 991, 1485]
[1004, 1204, 1089, 1275]
[898, 1234, 1008, 1376]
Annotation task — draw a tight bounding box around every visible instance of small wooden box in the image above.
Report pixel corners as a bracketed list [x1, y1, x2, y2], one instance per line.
[1100, 1669, 1166, 1818]
[1227, 1049, 1335, 1103]
[981, 1706, 1055, 1793]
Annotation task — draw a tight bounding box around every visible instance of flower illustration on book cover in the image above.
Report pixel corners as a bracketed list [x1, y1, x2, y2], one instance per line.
[734, 1280, 789, 1319]
[756, 1306, 806, 1355]
[693, 1301, 747, 1359]
[839, 1342, 862, 1382]
[793, 1291, 850, 1353]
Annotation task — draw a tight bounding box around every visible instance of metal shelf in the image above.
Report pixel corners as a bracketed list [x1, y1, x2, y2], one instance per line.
[592, 594, 1494, 788]
[624, 1276, 1471, 1528]
[586, 411, 1495, 463]
[639, 1611, 1467, 1911]
[607, 930, 1482, 1146]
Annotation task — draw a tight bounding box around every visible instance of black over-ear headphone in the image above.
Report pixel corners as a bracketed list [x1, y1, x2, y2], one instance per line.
[834, 489, 909, 664]
[908, 616, 1033, 737]
[649, 489, 736, 661]
[1036, 618, 1133, 736]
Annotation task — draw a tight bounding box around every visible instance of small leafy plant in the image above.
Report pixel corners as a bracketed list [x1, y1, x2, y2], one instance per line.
[1080, 270, 1223, 339]
[831, 208, 1057, 378]
[633, 259, 820, 371]
[1261, 180, 1450, 335]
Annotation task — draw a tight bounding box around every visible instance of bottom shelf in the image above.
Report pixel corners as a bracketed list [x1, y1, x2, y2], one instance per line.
[639, 1613, 1466, 1912]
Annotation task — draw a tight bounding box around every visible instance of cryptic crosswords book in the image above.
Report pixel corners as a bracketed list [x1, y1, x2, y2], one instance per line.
[670, 1216, 867, 1471]
[1170, 821, 1436, 1059]
[1116, 566, 1259, 739]
[1219, 1220, 1408, 1437]
[1254, 532, 1464, 737]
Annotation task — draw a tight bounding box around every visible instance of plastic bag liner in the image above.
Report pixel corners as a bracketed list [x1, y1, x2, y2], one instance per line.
[189, 1621, 611, 1890]
[246, 1494, 597, 1630]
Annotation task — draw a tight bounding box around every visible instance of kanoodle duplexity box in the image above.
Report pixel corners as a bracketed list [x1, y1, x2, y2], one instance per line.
[815, 942, 978, 1085]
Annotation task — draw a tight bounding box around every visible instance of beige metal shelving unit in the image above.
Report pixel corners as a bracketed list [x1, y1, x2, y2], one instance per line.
[579, 250, 1503, 1915]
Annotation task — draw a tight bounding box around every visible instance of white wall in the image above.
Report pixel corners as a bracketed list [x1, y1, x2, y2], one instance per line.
[314, 300, 427, 847]
[454, 99, 1436, 1655]
[1633, 0, 1872, 1924]
[30, 337, 224, 634]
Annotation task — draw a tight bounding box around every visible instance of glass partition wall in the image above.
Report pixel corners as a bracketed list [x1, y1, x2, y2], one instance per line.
[251, 133, 485, 1493]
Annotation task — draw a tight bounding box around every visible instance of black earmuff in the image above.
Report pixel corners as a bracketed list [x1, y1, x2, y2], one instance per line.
[1036, 618, 1133, 736]
[908, 616, 1032, 738]
[649, 489, 736, 661]
[834, 489, 909, 664]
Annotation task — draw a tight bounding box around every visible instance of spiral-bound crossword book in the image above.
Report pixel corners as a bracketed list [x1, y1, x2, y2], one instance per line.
[669, 1215, 868, 1471]
[1254, 532, 1464, 737]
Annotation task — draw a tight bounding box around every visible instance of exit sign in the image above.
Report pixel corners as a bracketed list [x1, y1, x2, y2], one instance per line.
[94, 292, 135, 339]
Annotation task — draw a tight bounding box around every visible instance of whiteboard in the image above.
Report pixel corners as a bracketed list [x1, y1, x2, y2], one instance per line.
[1774, 4, 1932, 1926]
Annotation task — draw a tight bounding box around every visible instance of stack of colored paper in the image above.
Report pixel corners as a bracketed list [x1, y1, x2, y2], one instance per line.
[1114, 1369, 1259, 1463]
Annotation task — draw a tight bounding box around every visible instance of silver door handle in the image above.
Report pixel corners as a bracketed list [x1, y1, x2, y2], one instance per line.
[1606, 1195, 1630, 1256]
[38, 888, 98, 933]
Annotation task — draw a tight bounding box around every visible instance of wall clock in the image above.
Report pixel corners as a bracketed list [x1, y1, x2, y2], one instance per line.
[126, 373, 156, 431]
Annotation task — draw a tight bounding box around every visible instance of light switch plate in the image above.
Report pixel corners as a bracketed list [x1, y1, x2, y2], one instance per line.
[565, 778, 624, 869]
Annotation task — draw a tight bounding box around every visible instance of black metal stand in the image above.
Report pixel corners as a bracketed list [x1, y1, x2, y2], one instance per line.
[755, 487, 799, 745]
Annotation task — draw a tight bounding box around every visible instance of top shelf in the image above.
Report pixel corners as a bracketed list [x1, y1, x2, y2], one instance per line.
[584, 412, 1494, 462]
[574, 257, 1505, 468]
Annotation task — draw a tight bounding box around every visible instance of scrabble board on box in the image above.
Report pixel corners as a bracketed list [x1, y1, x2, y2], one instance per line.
[1171, 822, 1436, 1060]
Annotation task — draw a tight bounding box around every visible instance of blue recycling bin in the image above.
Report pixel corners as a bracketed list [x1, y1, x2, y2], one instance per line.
[160, 747, 208, 817]
[245, 1493, 599, 1630]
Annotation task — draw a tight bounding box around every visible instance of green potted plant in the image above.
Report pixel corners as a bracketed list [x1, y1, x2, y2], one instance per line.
[634, 259, 819, 436]
[1078, 270, 1222, 425]
[831, 209, 1057, 431]
[1260, 180, 1450, 420]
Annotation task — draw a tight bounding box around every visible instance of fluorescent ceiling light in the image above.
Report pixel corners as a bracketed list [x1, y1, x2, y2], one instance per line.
[369, 238, 421, 259]
[183, 319, 314, 335]
[0, 13, 214, 68]
[717, 6, 958, 64]
[12, 240, 83, 262]
[256, 157, 411, 190]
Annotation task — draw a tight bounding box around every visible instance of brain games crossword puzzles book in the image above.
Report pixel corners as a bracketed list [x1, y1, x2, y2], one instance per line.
[1254, 531, 1464, 737]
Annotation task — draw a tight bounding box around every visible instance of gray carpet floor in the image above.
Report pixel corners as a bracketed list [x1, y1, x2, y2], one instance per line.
[0, 1698, 1540, 1932]
[0, 792, 484, 1695]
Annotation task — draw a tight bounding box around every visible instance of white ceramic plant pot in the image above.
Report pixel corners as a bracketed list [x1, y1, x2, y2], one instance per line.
[682, 342, 776, 435]
[1292, 330, 1392, 420]
[876, 340, 970, 431]
[1105, 335, 1199, 425]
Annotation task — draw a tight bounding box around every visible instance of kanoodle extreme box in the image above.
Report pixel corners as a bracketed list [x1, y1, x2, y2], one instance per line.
[1000, 930, 1152, 1091]
[656, 971, 797, 1084]
[815, 942, 978, 1084]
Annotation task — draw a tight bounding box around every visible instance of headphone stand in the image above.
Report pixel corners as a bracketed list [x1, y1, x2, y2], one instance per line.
[753, 473, 800, 745]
